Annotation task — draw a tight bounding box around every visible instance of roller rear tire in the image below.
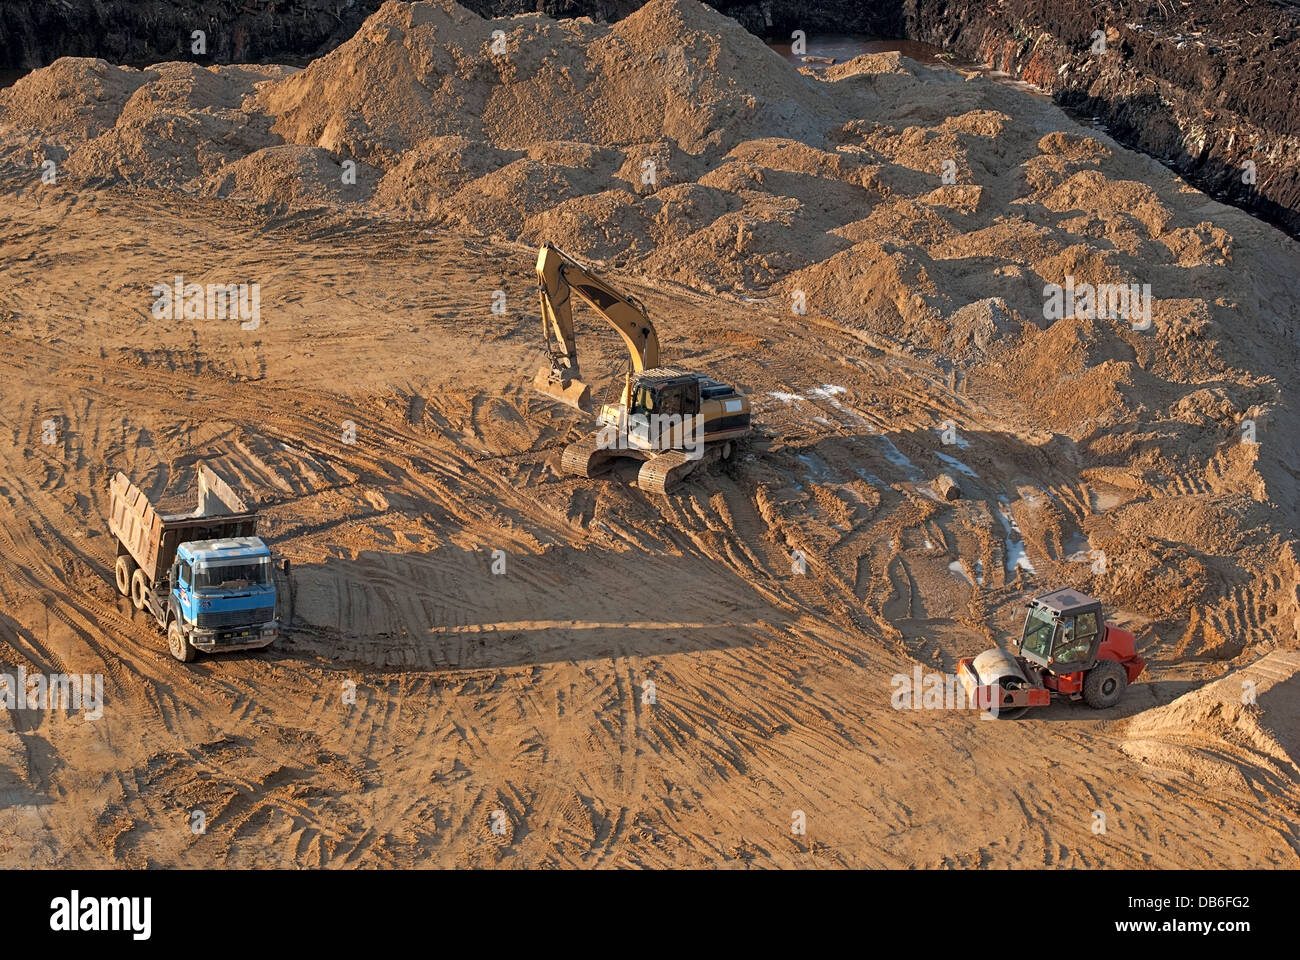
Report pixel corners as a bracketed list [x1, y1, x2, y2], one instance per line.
[1084, 660, 1127, 709]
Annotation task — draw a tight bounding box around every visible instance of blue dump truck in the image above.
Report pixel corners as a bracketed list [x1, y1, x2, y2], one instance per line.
[109, 464, 283, 662]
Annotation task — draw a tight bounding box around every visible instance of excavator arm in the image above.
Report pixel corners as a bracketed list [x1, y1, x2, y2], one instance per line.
[533, 242, 660, 411]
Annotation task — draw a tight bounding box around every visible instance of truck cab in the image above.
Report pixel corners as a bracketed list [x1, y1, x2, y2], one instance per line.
[167, 537, 278, 661]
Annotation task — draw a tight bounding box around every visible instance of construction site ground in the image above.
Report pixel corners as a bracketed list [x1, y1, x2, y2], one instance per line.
[0, 0, 1296, 867]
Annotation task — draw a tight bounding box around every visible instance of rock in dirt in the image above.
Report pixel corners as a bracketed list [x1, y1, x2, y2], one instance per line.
[934, 473, 961, 501]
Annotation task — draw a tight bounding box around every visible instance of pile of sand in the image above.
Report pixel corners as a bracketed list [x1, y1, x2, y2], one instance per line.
[1120, 652, 1300, 796]
[253, 0, 828, 161]
[209, 144, 382, 207]
[0, 0, 832, 244]
[0, 59, 290, 188]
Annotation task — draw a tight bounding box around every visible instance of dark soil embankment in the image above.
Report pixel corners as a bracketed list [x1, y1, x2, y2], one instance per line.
[904, 0, 1300, 239]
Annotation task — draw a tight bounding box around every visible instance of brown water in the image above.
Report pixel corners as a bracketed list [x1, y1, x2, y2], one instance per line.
[768, 36, 958, 69]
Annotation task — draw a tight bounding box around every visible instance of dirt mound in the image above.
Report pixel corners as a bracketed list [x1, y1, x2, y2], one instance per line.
[0, 58, 150, 141]
[942, 297, 1022, 363]
[0, 0, 846, 248]
[784, 241, 947, 345]
[525, 190, 653, 261]
[906, 0, 1300, 240]
[0, 59, 288, 186]
[256, 1, 503, 165]
[1120, 652, 1300, 796]
[372, 135, 520, 214]
[254, 0, 824, 164]
[823, 52, 912, 79]
[209, 145, 382, 207]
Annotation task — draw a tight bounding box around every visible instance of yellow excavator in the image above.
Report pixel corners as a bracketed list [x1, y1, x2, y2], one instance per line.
[532, 242, 752, 495]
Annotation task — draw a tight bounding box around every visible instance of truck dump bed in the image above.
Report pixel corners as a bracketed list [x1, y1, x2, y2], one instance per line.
[109, 464, 260, 585]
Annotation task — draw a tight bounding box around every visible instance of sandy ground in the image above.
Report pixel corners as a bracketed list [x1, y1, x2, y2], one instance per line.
[0, 0, 1297, 867]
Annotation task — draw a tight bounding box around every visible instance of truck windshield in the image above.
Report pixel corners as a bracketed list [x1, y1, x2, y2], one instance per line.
[1020, 605, 1056, 659]
[193, 560, 269, 591]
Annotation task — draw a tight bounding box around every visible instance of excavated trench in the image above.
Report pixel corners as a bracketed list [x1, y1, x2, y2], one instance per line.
[1, 0, 1296, 236]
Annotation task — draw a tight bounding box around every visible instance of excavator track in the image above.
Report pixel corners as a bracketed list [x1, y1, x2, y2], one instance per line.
[638, 439, 739, 494]
[561, 438, 619, 478]
[637, 449, 699, 495]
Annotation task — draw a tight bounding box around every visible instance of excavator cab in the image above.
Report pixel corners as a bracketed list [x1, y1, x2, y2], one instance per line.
[626, 372, 702, 452]
[629, 376, 700, 418]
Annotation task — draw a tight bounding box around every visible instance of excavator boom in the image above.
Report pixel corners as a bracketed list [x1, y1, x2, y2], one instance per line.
[533, 242, 660, 411]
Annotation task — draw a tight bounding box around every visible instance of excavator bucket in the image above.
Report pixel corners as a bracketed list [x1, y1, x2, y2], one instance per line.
[533, 364, 592, 412]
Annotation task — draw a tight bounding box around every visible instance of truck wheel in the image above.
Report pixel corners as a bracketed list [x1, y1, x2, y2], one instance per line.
[1084, 660, 1127, 709]
[129, 568, 149, 611]
[167, 621, 197, 663]
[114, 556, 135, 596]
